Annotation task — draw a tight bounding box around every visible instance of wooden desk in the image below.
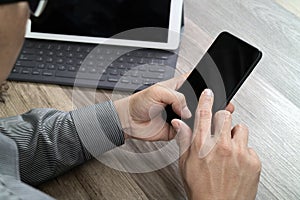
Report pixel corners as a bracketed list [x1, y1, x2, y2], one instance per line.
[1, 0, 299, 199]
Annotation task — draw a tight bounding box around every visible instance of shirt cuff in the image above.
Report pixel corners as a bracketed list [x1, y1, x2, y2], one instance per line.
[70, 101, 125, 159]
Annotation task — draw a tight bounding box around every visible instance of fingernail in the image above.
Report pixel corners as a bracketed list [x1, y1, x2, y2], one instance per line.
[204, 89, 213, 97]
[182, 106, 192, 118]
[172, 121, 181, 132]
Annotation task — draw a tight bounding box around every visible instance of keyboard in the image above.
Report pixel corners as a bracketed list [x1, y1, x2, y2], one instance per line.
[9, 39, 178, 91]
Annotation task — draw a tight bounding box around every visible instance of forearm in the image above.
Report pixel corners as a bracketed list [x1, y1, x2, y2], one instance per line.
[0, 101, 125, 186]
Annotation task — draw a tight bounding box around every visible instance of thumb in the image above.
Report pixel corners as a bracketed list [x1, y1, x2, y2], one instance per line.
[172, 119, 192, 159]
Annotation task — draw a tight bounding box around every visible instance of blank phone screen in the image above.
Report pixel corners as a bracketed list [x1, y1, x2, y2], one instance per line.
[166, 32, 262, 126]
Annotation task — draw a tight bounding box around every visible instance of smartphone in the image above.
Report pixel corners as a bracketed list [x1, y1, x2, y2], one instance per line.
[165, 32, 262, 127]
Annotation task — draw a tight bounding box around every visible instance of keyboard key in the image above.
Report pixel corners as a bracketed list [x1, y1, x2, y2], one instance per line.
[25, 42, 34, 48]
[21, 69, 31, 74]
[135, 52, 144, 57]
[19, 55, 36, 61]
[105, 49, 112, 55]
[42, 71, 53, 76]
[36, 57, 44, 62]
[97, 62, 106, 68]
[85, 47, 93, 53]
[66, 59, 74, 65]
[57, 52, 64, 57]
[120, 70, 129, 76]
[121, 78, 130, 83]
[99, 69, 107, 74]
[76, 47, 82, 52]
[57, 65, 66, 71]
[146, 52, 154, 58]
[108, 78, 119, 82]
[87, 54, 96, 60]
[56, 45, 62, 50]
[46, 44, 53, 50]
[56, 71, 76, 78]
[56, 58, 64, 64]
[87, 61, 95, 66]
[12, 68, 20, 73]
[127, 64, 136, 70]
[116, 51, 122, 56]
[77, 53, 85, 59]
[68, 66, 77, 72]
[108, 63, 115, 68]
[148, 59, 156, 65]
[89, 68, 97, 73]
[22, 49, 35, 54]
[46, 58, 54, 63]
[15, 60, 36, 68]
[47, 64, 55, 70]
[132, 79, 141, 85]
[138, 58, 148, 64]
[131, 71, 139, 77]
[32, 70, 41, 75]
[107, 56, 115, 62]
[65, 46, 73, 51]
[118, 64, 126, 69]
[37, 63, 46, 69]
[128, 58, 135, 63]
[36, 44, 44, 49]
[57, 72, 104, 81]
[117, 57, 125, 63]
[149, 66, 166, 73]
[110, 69, 118, 75]
[143, 79, 157, 85]
[155, 54, 169, 60]
[158, 59, 166, 66]
[79, 67, 87, 72]
[97, 55, 105, 60]
[138, 66, 147, 71]
[67, 53, 74, 58]
[142, 72, 164, 79]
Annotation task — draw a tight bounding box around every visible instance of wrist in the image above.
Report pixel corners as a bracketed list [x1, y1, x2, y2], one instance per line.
[113, 97, 131, 140]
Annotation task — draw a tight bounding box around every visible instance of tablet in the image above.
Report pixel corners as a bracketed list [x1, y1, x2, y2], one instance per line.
[25, 0, 183, 50]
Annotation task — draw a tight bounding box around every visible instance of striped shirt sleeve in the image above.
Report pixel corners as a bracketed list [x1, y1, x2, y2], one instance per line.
[0, 100, 125, 186]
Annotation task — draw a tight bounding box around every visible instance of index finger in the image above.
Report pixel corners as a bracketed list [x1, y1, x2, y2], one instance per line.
[226, 102, 235, 113]
[192, 89, 214, 150]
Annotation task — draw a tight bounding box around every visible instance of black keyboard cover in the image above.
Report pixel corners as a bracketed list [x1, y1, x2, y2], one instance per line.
[9, 39, 178, 92]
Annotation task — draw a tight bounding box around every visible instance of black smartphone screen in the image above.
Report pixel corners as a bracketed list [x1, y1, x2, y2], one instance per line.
[165, 32, 262, 127]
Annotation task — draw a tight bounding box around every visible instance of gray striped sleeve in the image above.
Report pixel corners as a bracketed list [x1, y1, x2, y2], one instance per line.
[0, 133, 54, 200]
[70, 101, 125, 159]
[0, 101, 125, 186]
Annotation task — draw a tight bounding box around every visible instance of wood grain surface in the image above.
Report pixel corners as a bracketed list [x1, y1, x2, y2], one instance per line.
[0, 0, 299, 199]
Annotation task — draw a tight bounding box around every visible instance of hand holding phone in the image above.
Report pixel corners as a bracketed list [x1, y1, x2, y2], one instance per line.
[165, 32, 262, 127]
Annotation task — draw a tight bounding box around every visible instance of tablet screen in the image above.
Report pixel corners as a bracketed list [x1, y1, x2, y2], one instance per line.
[31, 0, 171, 43]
